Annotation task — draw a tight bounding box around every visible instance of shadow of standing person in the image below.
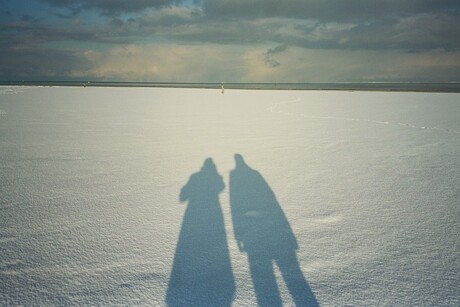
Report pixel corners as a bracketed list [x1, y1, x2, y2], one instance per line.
[166, 158, 235, 306]
[230, 154, 318, 307]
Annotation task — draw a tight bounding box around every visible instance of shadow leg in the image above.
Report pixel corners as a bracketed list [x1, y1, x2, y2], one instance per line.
[276, 251, 319, 307]
[248, 253, 282, 307]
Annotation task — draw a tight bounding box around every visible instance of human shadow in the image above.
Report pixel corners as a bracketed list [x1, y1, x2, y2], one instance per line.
[230, 154, 319, 306]
[166, 158, 235, 306]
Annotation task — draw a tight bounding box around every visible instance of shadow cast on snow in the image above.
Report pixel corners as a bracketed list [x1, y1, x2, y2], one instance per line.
[230, 154, 318, 307]
[166, 155, 318, 306]
[166, 158, 235, 307]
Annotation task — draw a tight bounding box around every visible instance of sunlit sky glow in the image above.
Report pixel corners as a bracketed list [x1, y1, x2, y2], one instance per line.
[1, 0, 460, 82]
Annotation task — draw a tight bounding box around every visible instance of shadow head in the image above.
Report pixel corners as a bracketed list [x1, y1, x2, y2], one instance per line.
[234, 153, 247, 168]
[202, 158, 217, 172]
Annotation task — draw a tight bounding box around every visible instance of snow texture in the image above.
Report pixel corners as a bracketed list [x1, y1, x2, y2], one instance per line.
[0, 86, 459, 306]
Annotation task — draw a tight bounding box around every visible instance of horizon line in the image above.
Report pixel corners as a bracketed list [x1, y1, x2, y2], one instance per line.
[2, 80, 460, 93]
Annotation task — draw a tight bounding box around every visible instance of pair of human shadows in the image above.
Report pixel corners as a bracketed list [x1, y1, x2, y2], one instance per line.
[166, 155, 318, 307]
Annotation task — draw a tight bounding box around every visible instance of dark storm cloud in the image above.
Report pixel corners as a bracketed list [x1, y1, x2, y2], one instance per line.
[1, 10, 13, 17]
[255, 13, 460, 52]
[91, 0, 457, 52]
[132, 11, 460, 52]
[0, 48, 91, 80]
[1, 0, 460, 81]
[13, 0, 457, 52]
[136, 5, 204, 28]
[0, 20, 112, 48]
[38, 0, 460, 21]
[203, 0, 460, 22]
[343, 14, 460, 51]
[41, 0, 177, 15]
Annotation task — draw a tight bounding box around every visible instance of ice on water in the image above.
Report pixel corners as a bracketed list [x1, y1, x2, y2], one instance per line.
[1, 86, 459, 305]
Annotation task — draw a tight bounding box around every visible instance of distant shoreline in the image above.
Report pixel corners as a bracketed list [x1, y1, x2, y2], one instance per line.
[1, 81, 460, 93]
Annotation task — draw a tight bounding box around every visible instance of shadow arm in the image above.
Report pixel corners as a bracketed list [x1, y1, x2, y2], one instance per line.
[179, 180, 190, 202]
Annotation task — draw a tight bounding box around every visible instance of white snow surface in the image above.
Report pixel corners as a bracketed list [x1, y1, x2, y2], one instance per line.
[0, 86, 459, 306]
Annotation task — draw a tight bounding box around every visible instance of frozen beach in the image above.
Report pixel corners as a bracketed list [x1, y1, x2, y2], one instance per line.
[0, 86, 459, 305]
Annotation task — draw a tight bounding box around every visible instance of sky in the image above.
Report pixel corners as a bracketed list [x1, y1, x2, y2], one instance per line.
[1, 0, 460, 82]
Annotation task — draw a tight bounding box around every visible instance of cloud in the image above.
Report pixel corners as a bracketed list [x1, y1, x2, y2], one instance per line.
[137, 5, 204, 27]
[241, 46, 460, 82]
[122, 7, 460, 52]
[69, 44, 249, 82]
[263, 45, 287, 68]
[0, 18, 131, 50]
[392, 13, 460, 51]
[1, 40, 460, 82]
[2, 0, 459, 82]
[0, 48, 91, 80]
[203, 0, 460, 22]
[5, 1, 459, 53]
[41, 0, 459, 21]
[82, 44, 460, 82]
[41, 0, 176, 15]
